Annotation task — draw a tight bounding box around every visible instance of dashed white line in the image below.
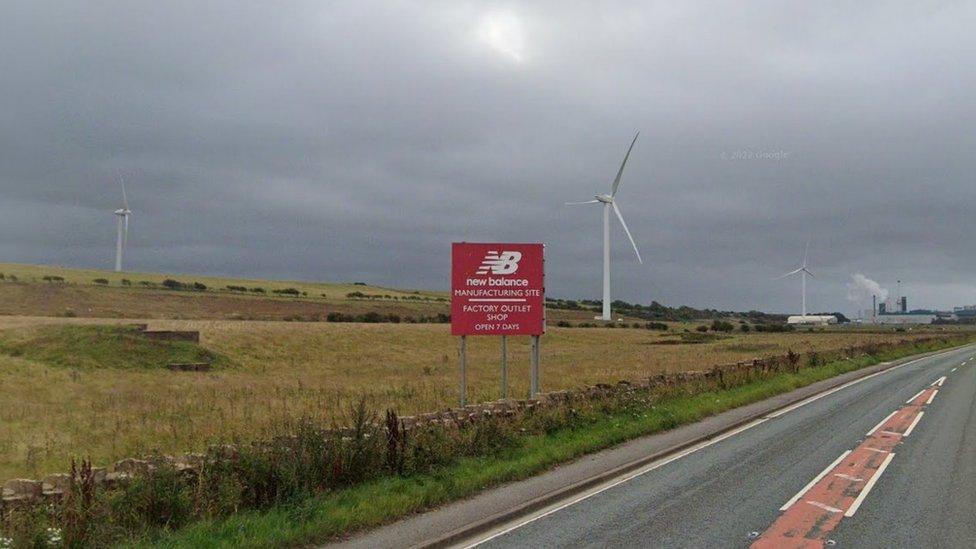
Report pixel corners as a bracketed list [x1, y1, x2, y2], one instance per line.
[864, 447, 889, 454]
[926, 390, 938, 405]
[906, 389, 926, 404]
[845, 453, 895, 517]
[462, 346, 971, 547]
[779, 451, 852, 511]
[807, 500, 843, 514]
[902, 412, 925, 438]
[951, 368, 958, 373]
[834, 473, 864, 482]
[867, 411, 898, 436]
[765, 349, 961, 420]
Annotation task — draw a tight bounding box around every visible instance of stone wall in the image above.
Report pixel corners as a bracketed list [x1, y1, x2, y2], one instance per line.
[0, 336, 957, 515]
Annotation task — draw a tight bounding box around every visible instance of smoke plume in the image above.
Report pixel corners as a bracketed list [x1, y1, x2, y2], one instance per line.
[846, 273, 888, 305]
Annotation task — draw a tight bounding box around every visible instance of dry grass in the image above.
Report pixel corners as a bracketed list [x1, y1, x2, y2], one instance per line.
[0, 264, 614, 323]
[0, 262, 443, 300]
[0, 315, 959, 481]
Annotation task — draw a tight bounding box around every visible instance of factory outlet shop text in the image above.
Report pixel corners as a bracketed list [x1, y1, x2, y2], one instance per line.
[451, 243, 545, 336]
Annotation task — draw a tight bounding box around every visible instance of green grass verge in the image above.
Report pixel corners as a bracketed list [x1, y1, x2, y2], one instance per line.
[138, 338, 969, 548]
[0, 325, 227, 370]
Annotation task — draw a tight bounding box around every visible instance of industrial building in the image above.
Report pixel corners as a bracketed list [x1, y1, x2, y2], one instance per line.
[787, 315, 838, 325]
[866, 287, 937, 325]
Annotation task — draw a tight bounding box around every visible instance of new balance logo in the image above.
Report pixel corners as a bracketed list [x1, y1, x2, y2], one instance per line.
[476, 251, 522, 275]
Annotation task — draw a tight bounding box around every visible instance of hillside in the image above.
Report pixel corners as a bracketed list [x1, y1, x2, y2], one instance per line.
[0, 262, 613, 323]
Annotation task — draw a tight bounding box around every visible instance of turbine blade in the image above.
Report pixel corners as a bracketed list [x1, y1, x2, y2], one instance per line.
[802, 267, 815, 278]
[123, 215, 129, 249]
[118, 171, 129, 210]
[610, 131, 640, 197]
[774, 267, 804, 280]
[565, 200, 600, 205]
[802, 236, 810, 267]
[611, 201, 642, 263]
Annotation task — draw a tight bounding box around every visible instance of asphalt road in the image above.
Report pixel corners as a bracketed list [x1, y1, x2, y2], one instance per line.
[464, 345, 976, 549]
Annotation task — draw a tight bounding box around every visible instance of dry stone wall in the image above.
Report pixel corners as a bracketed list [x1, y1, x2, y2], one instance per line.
[0, 336, 959, 516]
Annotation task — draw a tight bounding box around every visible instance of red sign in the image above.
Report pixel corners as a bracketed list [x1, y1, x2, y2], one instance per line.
[452, 242, 545, 336]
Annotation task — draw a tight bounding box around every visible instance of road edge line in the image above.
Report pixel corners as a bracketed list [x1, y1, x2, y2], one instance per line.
[415, 344, 970, 549]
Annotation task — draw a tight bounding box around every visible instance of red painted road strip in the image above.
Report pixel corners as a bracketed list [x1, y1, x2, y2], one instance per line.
[752, 385, 940, 548]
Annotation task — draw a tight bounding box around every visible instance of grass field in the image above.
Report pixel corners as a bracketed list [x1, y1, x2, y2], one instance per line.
[0, 314, 960, 481]
[144, 338, 962, 549]
[0, 262, 614, 323]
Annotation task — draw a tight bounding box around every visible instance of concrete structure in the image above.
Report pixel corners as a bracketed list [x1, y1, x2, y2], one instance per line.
[787, 315, 838, 325]
[873, 313, 936, 325]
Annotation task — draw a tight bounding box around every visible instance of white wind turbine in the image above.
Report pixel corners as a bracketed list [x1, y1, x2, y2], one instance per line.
[567, 132, 643, 321]
[114, 173, 132, 272]
[777, 239, 815, 316]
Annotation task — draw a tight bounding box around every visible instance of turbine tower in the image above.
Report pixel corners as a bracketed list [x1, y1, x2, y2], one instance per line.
[114, 174, 132, 272]
[776, 239, 815, 316]
[566, 132, 643, 321]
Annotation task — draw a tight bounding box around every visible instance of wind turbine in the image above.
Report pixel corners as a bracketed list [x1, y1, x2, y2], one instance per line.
[777, 239, 815, 316]
[114, 173, 132, 272]
[566, 132, 643, 321]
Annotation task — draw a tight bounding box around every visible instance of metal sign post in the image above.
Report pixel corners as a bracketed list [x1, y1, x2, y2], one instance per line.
[500, 335, 508, 399]
[530, 335, 540, 396]
[459, 335, 467, 407]
[451, 242, 545, 407]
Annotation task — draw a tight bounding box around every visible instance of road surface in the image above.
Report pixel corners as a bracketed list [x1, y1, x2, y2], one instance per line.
[462, 345, 976, 548]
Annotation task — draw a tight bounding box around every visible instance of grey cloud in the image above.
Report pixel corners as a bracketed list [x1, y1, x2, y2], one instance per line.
[2, 1, 975, 314]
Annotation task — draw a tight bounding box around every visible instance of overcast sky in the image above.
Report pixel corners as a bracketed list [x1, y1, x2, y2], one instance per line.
[2, 1, 974, 315]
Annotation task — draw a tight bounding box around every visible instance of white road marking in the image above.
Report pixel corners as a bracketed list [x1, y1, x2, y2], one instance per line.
[932, 376, 947, 387]
[779, 451, 852, 511]
[461, 346, 971, 548]
[902, 412, 925, 438]
[880, 430, 903, 437]
[906, 389, 926, 404]
[926, 390, 938, 405]
[764, 350, 959, 420]
[807, 500, 843, 514]
[833, 473, 864, 482]
[462, 417, 768, 548]
[951, 368, 958, 373]
[864, 447, 889, 454]
[845, 453, 895, 517]
[866, 411, 898, 436]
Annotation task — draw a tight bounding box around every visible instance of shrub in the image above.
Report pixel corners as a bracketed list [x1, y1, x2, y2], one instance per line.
[346, 291, 367, 299]
[740, 324, 751, 333]
[192, 282, 207, 291]
[0, 273, 5, 280]
[121, 279, 132, 286]
[226, 285, 248, 292]
[645, 322, 668, 331]
[556, 320, 572, 328]
[139, 281, 155, 288]
[93, 278, 109, 285]
[161, 279, 184, 290]
[710, 320, 735, 332]
[43, 275, 66, 283]
[249, 287, 266, 294]
[696, 325, 709, 332]
[273, 288, 301, 297]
